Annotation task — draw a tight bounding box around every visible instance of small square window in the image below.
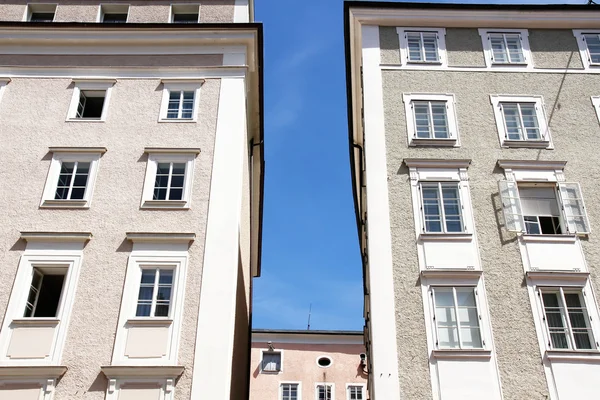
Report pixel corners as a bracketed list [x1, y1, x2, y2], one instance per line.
[135, 268, 174, 318]
[100, 4, 129, 23]
[403, 93, 458, 146]
[490, 95, 551, 148]
[261, 351, 281, 373]
[281, 383, 299, 400]
[479, 29, 532, 68]
[397, 28, 447, 67]
[171, 4, 199, 23]
[347, 385, 364, 400]
[24, 267, 67, 318]
[25, 4, 56, 22]
[159, 81, 203, 122]
[67, 80, 115, 122]
[316, 384, 334, 400]
[574, 30, 600, 70]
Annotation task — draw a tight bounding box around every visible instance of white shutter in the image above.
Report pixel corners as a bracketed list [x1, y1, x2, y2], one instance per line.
[498, 180, 525, 232]
[558, 182, 591, 234]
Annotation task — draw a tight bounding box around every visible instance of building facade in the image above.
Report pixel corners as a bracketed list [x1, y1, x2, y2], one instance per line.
[250, 330, 367, 400]
[0, 1, 263, 399]
[345, 2, 600, 400]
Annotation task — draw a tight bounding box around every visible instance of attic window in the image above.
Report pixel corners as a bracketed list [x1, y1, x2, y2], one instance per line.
[317, 356, 332, 368]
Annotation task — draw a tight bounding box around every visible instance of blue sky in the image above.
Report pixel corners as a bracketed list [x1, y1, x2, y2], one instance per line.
[251, 0, 588, 332]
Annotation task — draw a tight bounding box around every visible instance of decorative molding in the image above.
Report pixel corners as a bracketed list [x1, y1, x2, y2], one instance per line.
[404, 159, 471, 169]
[100, 365, 185, 379]
[381, 64, 600, 75]
[546, 350, 600, 362]
[20, 231, 92, 242]
[0, 77, 11, 83]
[108, 379, 117, 394]
[526, 271, 590, 281]
[10, 318, 60, 327]
[144, 147, 201, 155]
[125, 232, 195, 244]
[44, 379, 55, 394]
[432, 349, 492, 359]
[419, 233, 473, 242]
[458, 168, 469, 181]
[71, 78, 116, 85]
[49, 147, 107, 154]
[421, 269, 482, 279]
[165, 378, 174, 394]
[497, 160, 567, 170]
[126, 318, 173, 327]
[160, 78, 205, 85]
[0, 366, 67, 378]
[520, 234, 577, 243]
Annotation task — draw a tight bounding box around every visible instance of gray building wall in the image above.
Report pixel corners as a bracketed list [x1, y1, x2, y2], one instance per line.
[378, 26, 600, 400]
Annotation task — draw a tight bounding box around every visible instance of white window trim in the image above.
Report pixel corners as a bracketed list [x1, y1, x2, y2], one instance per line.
[260, 348, 283, 374]
[280, 381, 301, 400]
[315, 383, 335, 400]
[315, 355, 333, 368]
[402, 93, 459, 146]
[396, 27, 447, 67]
[169, 4, 201, 23]
[592, 96, 600, 124]
[490, 95, 552, 149]
[141, 149, 199, 209]
[0, 246, 84, 365]
[23, 3, 57, 22]
[345, 383, 366, 400]
[40, 148, 106, 209]
[112, 251, 188, 365]
[0, 78, 9, 106]
[478, 29, 533, 69]
[573, 30, 600, 70]
[158, 80, 203, 122]
[66, 79, 115, 122]
[97, 4, 130, 23]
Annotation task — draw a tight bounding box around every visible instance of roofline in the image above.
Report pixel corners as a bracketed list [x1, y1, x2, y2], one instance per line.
[0, 21, 263, 30]
[345, 1, 600, 12]
[252, 329, 363, 336]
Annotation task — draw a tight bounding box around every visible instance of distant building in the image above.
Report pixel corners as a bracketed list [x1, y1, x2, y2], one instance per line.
[0, 1, 263, 399]
[250, 329, 367, 400]
[345, 2, 600, 400]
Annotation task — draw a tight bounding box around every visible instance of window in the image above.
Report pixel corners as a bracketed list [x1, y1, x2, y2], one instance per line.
[100, 4, 128, 23]
[281, 383, 299, 400]
[135, 268, 173, 317]
[41, 148, 105, 208]
[25, 4, 57, 22]
[24, 267, 66, 318]
[403, 93, 458, 146]
[420, 182, 463, 233]
[159, 81, 203, 122]
[491, 96, 551, 148]
[574, 30, 600, 69]
[317, 356, 332, 368]
[432, 286, 482, 349]
[170, 4, 200, 23]
[347, 385, 364, 400]
[498, 181, 591, 235]
[479, 29, 532, 68]
[539, 287, 595, 350]
[67, 80, 115, 121]
[316, 384, 333, 400]
[141, 149, 199, 209]
[396, 28, 447, 67]
[262, 351, 281, 372]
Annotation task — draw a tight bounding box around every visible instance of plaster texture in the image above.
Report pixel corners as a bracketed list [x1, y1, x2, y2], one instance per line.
[445, 28, 486, 67]
[2, 54, 224, 68]
[528, 29, 584, 70]
[250, 341, 367, 400]
[381, 65, 600, 399]
[0, 76, 221, 399]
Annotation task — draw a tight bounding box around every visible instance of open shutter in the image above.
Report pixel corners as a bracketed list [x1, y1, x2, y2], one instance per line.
[498, 180, 525, 232]
[76, 92, 86, 118]
[558, 182, 591, 234]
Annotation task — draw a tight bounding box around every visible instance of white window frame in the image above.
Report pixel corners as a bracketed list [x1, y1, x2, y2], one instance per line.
[479, 29, 532, 69]
[133, 267, 175, 318]
[0, 78, 9, 107]
[40, 148, 105, 209]
[169, 4, 200, 23]
[592, 96, 600, 125]
[159, 80, 203, 122]
[396, 28, 447, 67]
[66, 80, 115, 122]
[98, 4, 129, 23]
[315, 355, 333, 368]
[490, 95, 552, 148]
[419, 181, 465, 234]
[260, 349, 283, 374]
[315, 383, 334, 400]
[0, 242, 85, 365]
[402, 93, 459, 146]
[345, 384, 366, 400]
[280, 381, 301, 400]
[141, 149, 199, 209]
[23, 3, 57, 22]
[573, 30, 600, 70]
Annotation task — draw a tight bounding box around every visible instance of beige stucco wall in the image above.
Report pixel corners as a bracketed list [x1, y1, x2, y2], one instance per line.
[379, 38, 600, 399]
[2, 54, 224, 68]
[0, 0, 236, 23]
[0, 75, 221, 398]
[250, 339, 367, 400]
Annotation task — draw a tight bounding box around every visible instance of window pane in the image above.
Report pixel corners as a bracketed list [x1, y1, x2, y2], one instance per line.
[422, 33, 438, 62]
[584, 34, 600, 64]
[524, 216, 541, 235]
[430, 102, 448, 138]
[543, 292, 570, 349]
[137, 286, 153, 301]
[170, 175, 184, 188]
[156, 163, 171, 175]
[159, 270, 173, 284]
[406, 33, 423, 61]
[505, 34, 524, 63]
[490, 34, 508, 63]
[422, 185, 442, 233]
[442, 184, 462, 232]
[502, 103, 523, 140]
[519, 104, 540, 140]
[154, 175, 169, 189]
[413, 102, 432, 138]
[460, 327, 482, 348]
[156, 287, 171, 302]
[172, 163, 186, 175]
[70, 188, 85, 200]
[154, 188, 167, 200]
[167, 91, 181, 119]
[169, 189, 183, 201]
[154, 304, 170, 317]
[140, 270, 156, 284]
[136, 304, 151, 317]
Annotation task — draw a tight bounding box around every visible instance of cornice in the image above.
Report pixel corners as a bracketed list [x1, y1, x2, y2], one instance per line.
[526, 271, 590, 282]
[0, 366, 67, 378]
[126, 232, 196, 244]
[404, 159, 471, 169]
[20, 231, 92, 243]
[420, 269, 482, 279]
[101, 365, 185, 378]
[144, 147, 201, 155]
[49, 146, 107, 154]
[497, 160, 567, 170]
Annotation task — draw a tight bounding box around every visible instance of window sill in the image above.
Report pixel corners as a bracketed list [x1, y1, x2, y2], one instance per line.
[260, 369, 282, 375]
[65, 118, 105, 123]
[11, 318, 60, 327]
[141, 200, 189, 209]
[410, 138, 458, 147]
[520, 234, 577, 243]
[501, 139, 551, 149]
[126, 318, 173, 327]
[41, 199, 89, 209]
[158, 119, 197, 123]
[406, 61, 443, 66]
[0, 365, 67, 378]
[546, 350, 600, 361]
[101, 365, 185, 379]
[421, 269, 481, 279]
[419, 233, 473, 242]
[432, 349, 491, 359]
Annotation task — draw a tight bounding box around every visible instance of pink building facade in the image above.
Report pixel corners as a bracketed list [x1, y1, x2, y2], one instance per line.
[250, 330, 368, 400]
